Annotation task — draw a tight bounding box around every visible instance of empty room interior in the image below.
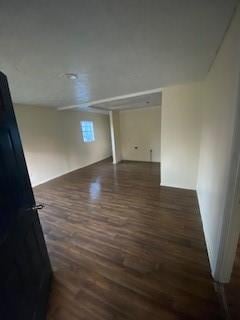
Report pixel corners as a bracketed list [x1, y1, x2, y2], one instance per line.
[1, 1, 240, 319]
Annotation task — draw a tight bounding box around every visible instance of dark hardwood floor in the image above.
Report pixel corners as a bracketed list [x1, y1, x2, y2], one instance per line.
[225, 240, 240, 319]
[34, 159, 224, 320]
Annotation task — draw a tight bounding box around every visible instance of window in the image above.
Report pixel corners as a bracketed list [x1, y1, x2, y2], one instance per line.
[80, 121, 95, 143]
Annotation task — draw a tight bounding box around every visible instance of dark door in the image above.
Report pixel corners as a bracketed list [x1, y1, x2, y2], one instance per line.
[0, 72, 52, 320]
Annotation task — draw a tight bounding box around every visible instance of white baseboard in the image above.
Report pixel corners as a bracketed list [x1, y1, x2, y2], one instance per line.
[32, 156, 112, 188]
[196, 190, 216, 280]
[160, 182, 196, 191]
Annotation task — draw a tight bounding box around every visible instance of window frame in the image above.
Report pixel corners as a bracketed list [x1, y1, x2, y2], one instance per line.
[80, 120, 95, 143]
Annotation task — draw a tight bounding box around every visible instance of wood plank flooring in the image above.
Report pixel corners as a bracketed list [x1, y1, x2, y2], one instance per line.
[225, 240, 240, 319]
[34, 159, 224, 319]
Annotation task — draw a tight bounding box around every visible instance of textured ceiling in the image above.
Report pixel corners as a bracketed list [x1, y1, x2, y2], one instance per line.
[0, 0, 237, 109]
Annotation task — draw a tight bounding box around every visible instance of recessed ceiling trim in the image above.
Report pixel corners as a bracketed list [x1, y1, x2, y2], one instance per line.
[58, 87, 162, 111]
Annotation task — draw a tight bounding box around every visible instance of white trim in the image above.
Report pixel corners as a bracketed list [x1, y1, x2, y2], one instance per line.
[160, 183, 196, 191]
[31, 171, 69, 187]
[32, 156, 111, 187]
[196, 191, 217, 278]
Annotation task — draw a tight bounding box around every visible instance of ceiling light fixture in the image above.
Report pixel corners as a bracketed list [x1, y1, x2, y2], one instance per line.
[63, 73, 78, 80]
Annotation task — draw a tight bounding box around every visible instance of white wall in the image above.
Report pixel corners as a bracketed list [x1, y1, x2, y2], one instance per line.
[15, 105, 112, 186]
[62, 110, 112, 171]
[161, 83, 201, 190]
[119, 106, 161, 162]
[109, 111, 122, 164]
[197, 6, 240, 281]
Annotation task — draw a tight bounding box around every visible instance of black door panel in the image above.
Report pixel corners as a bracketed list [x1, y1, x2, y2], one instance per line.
[0, 72, 52, 320]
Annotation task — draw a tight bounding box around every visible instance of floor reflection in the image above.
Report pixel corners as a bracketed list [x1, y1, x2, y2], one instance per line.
[89, 177, 101, 200]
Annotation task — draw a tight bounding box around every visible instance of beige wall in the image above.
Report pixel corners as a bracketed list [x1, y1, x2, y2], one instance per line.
[62, 110, 112, 172]
[15, 105, 112, 186]
[161, 83, 201, 189]
[119, 106, 161, 162]
[159, 6, 240, 281]
[14, 105, 69, 187]
[197, 6, 240, 281]
[109, 111, 122, 164]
